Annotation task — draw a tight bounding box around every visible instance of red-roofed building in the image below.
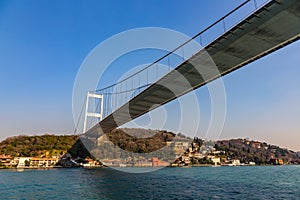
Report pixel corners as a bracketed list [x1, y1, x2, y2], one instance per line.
[152, 157, 169, 167]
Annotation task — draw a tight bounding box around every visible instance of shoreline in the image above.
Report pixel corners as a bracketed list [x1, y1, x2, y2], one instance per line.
[1, 164, 299, 170]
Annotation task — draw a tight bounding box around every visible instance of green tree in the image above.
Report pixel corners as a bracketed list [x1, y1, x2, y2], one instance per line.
[24, 160, 30, 167]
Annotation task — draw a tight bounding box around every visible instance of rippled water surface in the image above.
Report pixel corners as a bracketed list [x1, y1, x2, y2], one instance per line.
[0, 166, 299, 199]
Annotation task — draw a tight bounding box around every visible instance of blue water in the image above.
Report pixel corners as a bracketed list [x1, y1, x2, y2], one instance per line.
[0, 166, 299, 199]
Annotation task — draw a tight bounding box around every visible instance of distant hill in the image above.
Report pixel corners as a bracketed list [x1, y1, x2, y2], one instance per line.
[0, 129, 188, 158]
[215, 139, 300, 164]
[0, 134, 79, 157]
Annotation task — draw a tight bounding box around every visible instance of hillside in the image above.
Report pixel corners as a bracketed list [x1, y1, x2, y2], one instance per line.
[0, 134, 79, 157]
[106, 128, 178, 153]
[82, 128, 191, 162]
[0, 131, 299, 166]
[0, 129, 187, 159]
[215, 139, 300, 164]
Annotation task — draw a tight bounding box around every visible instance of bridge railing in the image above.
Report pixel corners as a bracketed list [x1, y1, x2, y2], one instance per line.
[81, 0, 271, 132]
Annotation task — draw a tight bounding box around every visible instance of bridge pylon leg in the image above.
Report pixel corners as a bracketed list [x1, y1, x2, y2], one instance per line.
[83, 92, 104, 133]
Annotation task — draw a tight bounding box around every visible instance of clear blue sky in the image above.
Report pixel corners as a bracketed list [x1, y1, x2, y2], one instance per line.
[0, 0, 299, 151]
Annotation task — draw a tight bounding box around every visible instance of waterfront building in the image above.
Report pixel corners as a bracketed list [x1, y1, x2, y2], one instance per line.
[231, 159, 241, 166]
[30, 157, 58, 167]
[17, 157, 31, 168]
[0, 155, 13, 167]
[210, 157, 221, 165]
[10, 157, 20, 167]
[101, 159, 122, 167]
[270, 158, 284, 165]
[249, 162, 256, 165]
[152, 157, 169, 167]
[135, 160, 152, 167]
[83, 158, 99, 167]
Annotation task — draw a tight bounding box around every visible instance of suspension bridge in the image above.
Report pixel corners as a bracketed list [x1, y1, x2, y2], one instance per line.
[77, 0, 300, 138]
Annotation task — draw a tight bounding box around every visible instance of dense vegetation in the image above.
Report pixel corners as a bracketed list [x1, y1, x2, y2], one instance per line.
[215, 139, 300, 164]
[0, 134, 79, 157]
[106, 128, 176, 153]
[0, 129, 182, 159]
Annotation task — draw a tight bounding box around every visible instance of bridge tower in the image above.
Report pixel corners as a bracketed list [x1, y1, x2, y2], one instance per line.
[83, 92, 104, 133]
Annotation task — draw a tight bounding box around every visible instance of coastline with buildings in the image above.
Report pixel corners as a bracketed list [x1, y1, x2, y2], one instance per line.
[0, 129, 299, 169]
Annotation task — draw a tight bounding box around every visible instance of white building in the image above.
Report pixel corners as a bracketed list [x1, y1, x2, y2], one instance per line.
[231, 159, 241, 166]
[17, 157, 31, 168]
[249, 161, 256, 165]
[211, 157, 221, 165]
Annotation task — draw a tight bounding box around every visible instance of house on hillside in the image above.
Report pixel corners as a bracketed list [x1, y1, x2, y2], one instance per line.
[251, 142, 261, 149]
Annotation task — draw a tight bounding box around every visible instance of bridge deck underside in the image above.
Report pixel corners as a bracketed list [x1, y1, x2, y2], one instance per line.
[85, 0, 300, 137]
